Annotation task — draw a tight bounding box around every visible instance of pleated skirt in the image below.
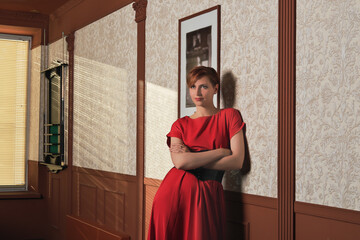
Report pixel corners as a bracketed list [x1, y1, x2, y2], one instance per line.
[147, 167, 226, 240]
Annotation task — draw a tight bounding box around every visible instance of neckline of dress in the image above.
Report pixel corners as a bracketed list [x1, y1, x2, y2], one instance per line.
[187, 109, 222, 120]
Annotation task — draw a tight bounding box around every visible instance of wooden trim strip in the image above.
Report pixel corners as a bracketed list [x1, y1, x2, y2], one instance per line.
[278, 0, 296, 239]
[294, 201, 360, 225]
[133, 1, 147, 239]
[72, 166, 137, 182]
[0, 9, 48, 29]
[66, 32, 75, 215]
[225, 191, 277, 210]
[144, 177, 162, 187]
[0, 191, 42, 199]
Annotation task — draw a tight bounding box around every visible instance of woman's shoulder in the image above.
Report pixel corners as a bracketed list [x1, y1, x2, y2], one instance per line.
[219, 108, 243, 122]
[171, 116, 188, 127]
[221, 108, 240, 115]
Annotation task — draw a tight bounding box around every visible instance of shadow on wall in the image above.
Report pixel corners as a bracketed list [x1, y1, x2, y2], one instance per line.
[221, 71, 251, 240]
[221, 71, 251, 175]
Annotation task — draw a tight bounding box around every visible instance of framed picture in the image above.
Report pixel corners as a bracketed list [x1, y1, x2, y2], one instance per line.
[178, 5, 221, 118]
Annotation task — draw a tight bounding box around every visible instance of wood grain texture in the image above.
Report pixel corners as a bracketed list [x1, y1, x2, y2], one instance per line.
[72, 167, 137, 239]
[135, 2, 147, 239]
[295, 201, 360, 240]
[66, 215, 130, 240]
[278, 0, 296, 239]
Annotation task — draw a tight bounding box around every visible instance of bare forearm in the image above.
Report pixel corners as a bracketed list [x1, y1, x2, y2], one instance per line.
[172, 148, 229, 170]
[204, 153, 244, 170]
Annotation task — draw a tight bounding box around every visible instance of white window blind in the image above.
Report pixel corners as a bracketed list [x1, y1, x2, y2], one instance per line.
[0, 37, 29, 189]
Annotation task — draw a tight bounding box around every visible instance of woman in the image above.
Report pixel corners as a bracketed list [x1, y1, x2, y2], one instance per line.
[148, 66, 245, 240]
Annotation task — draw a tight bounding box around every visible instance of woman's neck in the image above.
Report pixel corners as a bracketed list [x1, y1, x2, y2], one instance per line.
[193, 106, 219, 118]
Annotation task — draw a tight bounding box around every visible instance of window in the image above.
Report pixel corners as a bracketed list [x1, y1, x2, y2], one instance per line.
[0, 34, 31, 192]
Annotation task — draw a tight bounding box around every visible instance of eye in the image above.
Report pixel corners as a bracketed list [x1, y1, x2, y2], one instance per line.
[190, 85, 195, 89]
[201, 85, 208, 89]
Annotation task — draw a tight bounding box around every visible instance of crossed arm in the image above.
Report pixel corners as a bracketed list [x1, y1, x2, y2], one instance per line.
[169, 129, 245, 171]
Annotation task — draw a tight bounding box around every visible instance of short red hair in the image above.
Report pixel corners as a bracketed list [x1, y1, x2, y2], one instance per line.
[186, 66, 220, 88]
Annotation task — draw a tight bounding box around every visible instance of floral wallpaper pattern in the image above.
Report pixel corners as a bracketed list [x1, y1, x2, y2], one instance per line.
[145, 0, 278, 198]
[72, 4, 137, 175]
[296, 0, 360, 210]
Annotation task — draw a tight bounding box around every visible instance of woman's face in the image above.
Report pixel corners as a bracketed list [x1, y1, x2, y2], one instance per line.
[189, 76, 218, 108]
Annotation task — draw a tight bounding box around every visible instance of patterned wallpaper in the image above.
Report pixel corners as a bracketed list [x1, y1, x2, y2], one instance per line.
[72, 4, 137, 175]
[28, 46, 42, 161]
[145, 0, 278, 198]
[296, 0, 360, 210]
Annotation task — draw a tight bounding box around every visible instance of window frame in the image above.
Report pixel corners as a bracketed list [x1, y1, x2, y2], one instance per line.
[0, 33, 32, 192]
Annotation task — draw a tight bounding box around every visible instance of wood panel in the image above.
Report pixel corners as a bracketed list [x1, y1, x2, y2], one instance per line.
[47, 166, 71, 240]
[294, 201, 360, 240]
[104, 190, 126, 232]
[72, 166, 137, 240]
[79, 184, 97, 221]
[144, 177, 277, 240]
[0, 161, 49, 240]
[50, 178, 61, 227]
[66, 215, 130, 240]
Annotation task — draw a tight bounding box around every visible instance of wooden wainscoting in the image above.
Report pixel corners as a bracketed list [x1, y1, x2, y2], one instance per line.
[66, 214, 130, 240]
[144, 177, 278, 240]
[71, 166, 137, 240]
[295, 201, 360, 240]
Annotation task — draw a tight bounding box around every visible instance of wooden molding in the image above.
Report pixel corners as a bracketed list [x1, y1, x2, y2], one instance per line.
[294, 201, 360, 225]
[0, 9, 48, 48]
[134, 1, 147, 239]
[135, 13, 146, 240]
[66, 32, 75, 216]
[0, 9, 48, 28]
[72, 166, 137, 182]
[133, 0, 147, 23]
[50, 0, 84, 21]
[144, 177, 162, 187]
[278, 0, 296, 239]
[224, 191, 277, 210]
[28, 160, 40, 192]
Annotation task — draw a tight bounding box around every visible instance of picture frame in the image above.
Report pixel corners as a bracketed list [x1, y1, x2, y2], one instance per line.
[178, 5, 221, 118]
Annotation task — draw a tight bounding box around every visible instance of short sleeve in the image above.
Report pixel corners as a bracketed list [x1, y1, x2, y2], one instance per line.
[166, 119, 183, 147]
[228, 109, 246, 139]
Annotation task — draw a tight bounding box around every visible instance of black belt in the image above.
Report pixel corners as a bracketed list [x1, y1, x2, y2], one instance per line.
[186, 167, 224, 183]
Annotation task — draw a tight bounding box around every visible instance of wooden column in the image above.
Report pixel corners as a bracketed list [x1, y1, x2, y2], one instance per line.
[278, 0, 296, 240]
[66, 32, 75, 214]
[133, 1, 147, 239]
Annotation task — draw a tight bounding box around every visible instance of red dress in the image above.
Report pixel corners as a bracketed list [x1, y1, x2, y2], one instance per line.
[147, 108, 245, 240]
